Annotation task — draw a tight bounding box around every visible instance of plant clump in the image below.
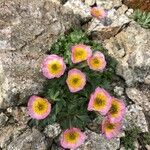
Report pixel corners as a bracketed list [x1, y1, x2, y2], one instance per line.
[27, 29, 126, 149]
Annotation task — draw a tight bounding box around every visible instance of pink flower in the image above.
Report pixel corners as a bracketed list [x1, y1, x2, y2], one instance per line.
[60, 128, 87, 149]
[87, 51, 106, 71]
[27, 96, 51, 120]
[88, 87, 112, 115]
[71, 44, 92, 63]
[107, 98, 126, 123]
[41, 54, 66, 79]
[66, 68, 86, 93]
[102, 117, 122, 140]
[91, 7, 107, 19]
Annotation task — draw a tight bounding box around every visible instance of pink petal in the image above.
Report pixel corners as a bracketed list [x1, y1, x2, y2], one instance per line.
[27, 95, 51, 120]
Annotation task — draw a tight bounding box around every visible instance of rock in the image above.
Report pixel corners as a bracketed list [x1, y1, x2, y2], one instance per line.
[0, 112, 8, 126]
[126, 88, 150, 114]
[7, 127, 51, 150]
[51, 143, 64, 150]
[49, 0, 61, 5]
[64, 0, 91, 20]
[125, 8, 134, 17]
[0, 125, 51, 150]
[85, 0, 96, 6]
[87, 5, 130, 40]
[113, 86, 124, 97]
[7, 107, 30, 125]
[96, 0, 122, 10]
[146, 144, 150, 150]
[44, 123, 61, 138]
[124, 104, 148, 132]
[144, 75, 150, 85]
[76, 130, 120, 150]
[133, 141, 140, 150]
[104, 23, 150, 86]
[0, 125, 27, 149]
[0, 0, 79, 109]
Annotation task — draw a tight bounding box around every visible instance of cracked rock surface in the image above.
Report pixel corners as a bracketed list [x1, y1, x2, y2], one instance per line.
[0, 0, 79, 109]
[104, 23, 150, 86]
[76, 130, 121, 150]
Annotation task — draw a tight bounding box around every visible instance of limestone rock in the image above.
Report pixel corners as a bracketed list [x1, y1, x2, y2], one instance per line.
[104, 23, 150, 86]
[96, 0, 122, 10]
[44, 123, 62, 138]
[87, 5, 130, 40]
[7, 127, 51, 150]
[0, 124, 52, 150]
[51, 143, 64, 150]
[7, 107, 30, 125]
[0, 0, 79, 109]
[124, 104, 148, 132]
[0, 125, 27, 149]
[85, 0, 96, 6]
[76, 130, 120, 150]
[64, 0, 91, 20]
[126, 88, 150, 114]
[0, 112, 8, 127]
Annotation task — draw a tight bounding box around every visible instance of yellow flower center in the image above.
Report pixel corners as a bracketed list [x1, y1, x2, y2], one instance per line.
[90, 56, 103, 69]
[92, 9, 102, 17]
[105, 123, 115, 132]
[48, 61, 62, 75]
[74, 47, 88, 62]
[67, 74, 83, 88]
[93, 94, 106, 110]
[109, 102, 120, 117]
[64, 131, 80, 144]
[32, 98, 49, 115]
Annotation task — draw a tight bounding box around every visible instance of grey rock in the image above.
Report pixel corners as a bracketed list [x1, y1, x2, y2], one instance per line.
[126, 88, 150, 114]
[64, 0, 91, 20]
[104, 23, 150, 86]
[76, 130, 120, 150]
[114, 86, 124, 97]
[0, 112, 8, 127]
[51, 143, 64, 150]
[124, 104, 148, 132]
[0, 125, 27, 149]
[87, 5, 130, 40]
[125, 8, 134, 17]
[44, 123, 62, 138]
[7, 127, 51, 150]
[84, 0, 96, 6]
[0, 0, 79, 108]
[146, 145, 150, 150]
[96, 0, 122, 10]
[144, 75, 150, 85]
[7, 107, 30, 125]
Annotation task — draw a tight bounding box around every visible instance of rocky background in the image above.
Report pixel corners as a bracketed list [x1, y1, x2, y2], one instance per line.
[0, 0, 149, 149]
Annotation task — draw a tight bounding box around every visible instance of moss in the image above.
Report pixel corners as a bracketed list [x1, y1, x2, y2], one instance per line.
[121, 126, 140, 150]
[132, 9, 150, 29]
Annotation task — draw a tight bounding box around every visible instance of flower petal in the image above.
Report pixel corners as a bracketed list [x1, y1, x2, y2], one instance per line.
[66, 68, 86, 93]
[60, 128, 87, 149]
[71, 44, 92, 63]
[41, 54, 66, 79]
[102, 117, 122, 140]
[27, 96, 51, 120]
[107, 98, 126, 123]
[88, 87, 112, 115]
[87, 51, 106, 71]
[91, 7, 107, 19]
